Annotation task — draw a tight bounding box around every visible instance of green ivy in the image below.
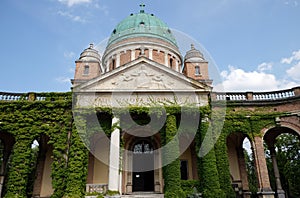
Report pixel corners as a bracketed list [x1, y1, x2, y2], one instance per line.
[196, 121, 225, 198]
[0, 93, 291, 198]
[162, 114, 185, 198]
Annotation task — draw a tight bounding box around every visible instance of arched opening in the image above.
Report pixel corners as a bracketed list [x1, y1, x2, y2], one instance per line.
[132, 139, 154, 192]
[226, 133, 253, 197]
[86, 132, 110, 194]
[26, 139, 40, 198]
[264, 126, 300, 198]
[112, 59, 116, 70]
[169, 58, 173, 68]
[0, 139, 4, 175]
[32, 135, 54, 198]
[242, 137, 258, 197]
[122, 132, 162, 194]
[0, 132, 14, 197]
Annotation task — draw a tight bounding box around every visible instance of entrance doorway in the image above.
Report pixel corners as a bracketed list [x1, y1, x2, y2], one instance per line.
[132, 140, 154, 192]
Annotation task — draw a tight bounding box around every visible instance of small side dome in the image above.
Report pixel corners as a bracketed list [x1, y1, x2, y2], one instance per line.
[78, 44, 101, 62]
[184, 44, 205, 62]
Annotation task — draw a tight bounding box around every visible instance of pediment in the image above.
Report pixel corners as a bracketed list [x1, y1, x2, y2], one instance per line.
[74, 57, 211, 93]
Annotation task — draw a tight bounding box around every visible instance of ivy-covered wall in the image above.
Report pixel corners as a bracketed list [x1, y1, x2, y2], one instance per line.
[0, 93, 296, 198]
[0, 93, 76, 198]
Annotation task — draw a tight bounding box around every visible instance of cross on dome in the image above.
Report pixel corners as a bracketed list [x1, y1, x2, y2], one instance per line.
[140, 3, 145, 13]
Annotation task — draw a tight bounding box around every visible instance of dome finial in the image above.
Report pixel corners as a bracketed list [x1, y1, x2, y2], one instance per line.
[191, 44, 195, 50]
[139, 3, 145, 13]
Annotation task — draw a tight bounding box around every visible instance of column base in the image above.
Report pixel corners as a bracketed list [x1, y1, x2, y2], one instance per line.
[242, 191, 252, 198]
[126, 184, 132, 194]
[257, 189, 275, 198]
[277, 190, 286, 198]
[155, 182, 161, 193]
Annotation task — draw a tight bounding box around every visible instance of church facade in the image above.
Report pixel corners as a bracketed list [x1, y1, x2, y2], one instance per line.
[72, 6, 212, 197]
[0, 6, 299, 198]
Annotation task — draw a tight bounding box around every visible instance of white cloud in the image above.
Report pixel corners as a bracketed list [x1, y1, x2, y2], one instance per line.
[58, 0, 92, 7]
[95, 4, 109, 16]
[68, 67, 75, 74]
[281, 49, 300, 64]
[215, 65, 279, 92]
[287, 62, 300, 81]
[57, 11, 86, 23]
[283, 0, 299, 6]
[214, 66, 298, 91]
[215, 49, 300, 92]
[282, 49, 300, 81]
[257, 62, 272, 72]
[56, 77, 71, 84]
[64, 51, 76, 59]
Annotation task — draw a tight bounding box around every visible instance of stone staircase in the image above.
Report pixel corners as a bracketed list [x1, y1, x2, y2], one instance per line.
[121, 193, 164, 198]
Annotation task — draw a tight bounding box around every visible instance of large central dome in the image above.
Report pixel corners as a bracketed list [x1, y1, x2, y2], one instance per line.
[107, 7, 177, 47]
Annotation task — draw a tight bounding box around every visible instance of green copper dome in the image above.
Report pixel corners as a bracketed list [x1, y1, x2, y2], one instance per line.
[107, 6, 177, 47]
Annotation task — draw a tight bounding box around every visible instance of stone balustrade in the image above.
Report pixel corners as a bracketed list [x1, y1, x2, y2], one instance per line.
[0, 92, 71, 102]
[1, 86, 299, 102]
[212, 86, 300, 101]
[86, 183, 108, 194]
[0, 92, 28, 101]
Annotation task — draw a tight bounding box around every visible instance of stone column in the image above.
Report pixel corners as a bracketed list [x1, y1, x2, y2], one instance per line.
[237, 147, 251, 198]
[154, 149, 161, 193]
[246, 92, 253, 101]
[252, 136, 275, 198]
[116, 53, 121, 68]
[108, 117, 120, 192]
[106, 60, 111, 72]
[269, 146, 285, 198]
[164, 52, 169, 67]
[0, 175, 4, 197]
[149, 49, 153, 60]
[131, 49, 135, 61]
[176, 60, 179, 72]
[126, 151, 133, 194]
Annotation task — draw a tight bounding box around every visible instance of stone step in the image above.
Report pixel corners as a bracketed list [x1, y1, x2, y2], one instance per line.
[121, 193, 164, 198]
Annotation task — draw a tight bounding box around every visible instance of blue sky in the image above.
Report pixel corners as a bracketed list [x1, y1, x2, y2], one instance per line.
[0, 0, 300, 92]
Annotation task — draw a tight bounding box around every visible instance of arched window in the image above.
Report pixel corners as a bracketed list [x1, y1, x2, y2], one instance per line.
[170, 58, 173, 67]
[180, 160, 188, 180]
[139, 21, 145, 27]
[83, 65, 89, 75]
[133, 141, 153, 154]
[112, 59, 116, 70]
[195, 66, 200, 75]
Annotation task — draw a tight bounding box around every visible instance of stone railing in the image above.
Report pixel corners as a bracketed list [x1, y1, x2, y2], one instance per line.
[0, 92, 28, 101]
[86, 183, 108, 194]
[212, 86, 300, 101]
[0, 92, 71, 102]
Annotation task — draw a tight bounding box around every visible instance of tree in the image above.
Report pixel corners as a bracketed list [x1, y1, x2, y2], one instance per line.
[266, 133, 300, 198]
[244, 149, 258, 197]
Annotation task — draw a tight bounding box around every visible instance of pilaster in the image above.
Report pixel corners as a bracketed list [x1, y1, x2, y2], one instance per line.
[252, 136, 275, 198]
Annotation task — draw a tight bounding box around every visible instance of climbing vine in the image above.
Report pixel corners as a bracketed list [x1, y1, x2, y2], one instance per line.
[0, 93, 293, 198]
